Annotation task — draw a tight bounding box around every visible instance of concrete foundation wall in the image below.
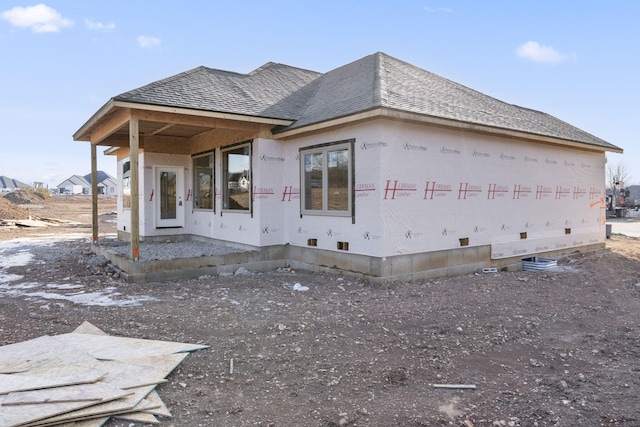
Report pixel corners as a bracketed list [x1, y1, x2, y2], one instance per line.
[95, 234, 606, 283]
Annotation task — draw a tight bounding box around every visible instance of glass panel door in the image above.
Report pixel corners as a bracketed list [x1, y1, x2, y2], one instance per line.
[156, 167, 184, 227]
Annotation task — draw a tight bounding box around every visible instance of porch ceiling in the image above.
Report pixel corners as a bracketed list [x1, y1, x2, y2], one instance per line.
[73, 100, 293, 148]
[103, 118, 217, 146]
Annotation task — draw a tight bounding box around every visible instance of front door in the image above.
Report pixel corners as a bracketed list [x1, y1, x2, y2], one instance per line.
[156, 166, 184, 228]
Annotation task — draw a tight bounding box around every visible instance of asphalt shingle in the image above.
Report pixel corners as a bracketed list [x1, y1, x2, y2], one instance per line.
[114, 64, 322, 120]
[112, 52, 619, 151]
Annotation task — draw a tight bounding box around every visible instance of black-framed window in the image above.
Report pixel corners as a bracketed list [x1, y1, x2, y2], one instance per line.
[222, 142, 251, 211]
[193, 152, 214, 210]
[300, 140, 353, 216]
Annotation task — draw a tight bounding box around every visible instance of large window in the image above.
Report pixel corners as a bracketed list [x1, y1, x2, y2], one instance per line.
[193, 152, 214, 210]
[222, 142, 251, 211]
[122, 159, 131, 209]
[300, 140, 353, 216]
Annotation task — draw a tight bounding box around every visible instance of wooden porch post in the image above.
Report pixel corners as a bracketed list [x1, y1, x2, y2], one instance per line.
[130, 118, 140, 261]
[91, 143, 98, 244]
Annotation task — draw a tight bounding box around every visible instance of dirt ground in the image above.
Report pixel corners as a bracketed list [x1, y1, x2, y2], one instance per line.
[1, 195, 640, 426]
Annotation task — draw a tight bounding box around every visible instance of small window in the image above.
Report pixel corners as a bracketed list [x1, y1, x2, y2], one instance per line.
[222, 143, 251, 211]
[122, 159, 131, 209]
[300, 140, 353, 216]
[193, 152, 214, 210]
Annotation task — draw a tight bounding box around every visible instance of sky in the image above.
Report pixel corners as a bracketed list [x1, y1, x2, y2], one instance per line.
[0, 1, 638, 189]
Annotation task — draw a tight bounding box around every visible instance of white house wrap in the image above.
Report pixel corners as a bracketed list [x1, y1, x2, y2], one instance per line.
[74, 52, 621, 281]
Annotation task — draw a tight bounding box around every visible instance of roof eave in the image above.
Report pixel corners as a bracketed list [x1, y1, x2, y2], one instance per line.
[73, 99, 117, 142]
[112, 101, 294, 126]
[74, 100, 295, 143]
[275, 108, 623, 153]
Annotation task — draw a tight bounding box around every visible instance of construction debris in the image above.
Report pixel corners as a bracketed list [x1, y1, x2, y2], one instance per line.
[431, 384, 477, 390]
[0, 321, 210, 427]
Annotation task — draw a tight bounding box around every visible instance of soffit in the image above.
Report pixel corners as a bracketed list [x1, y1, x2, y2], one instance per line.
[77, 102, 291, 147]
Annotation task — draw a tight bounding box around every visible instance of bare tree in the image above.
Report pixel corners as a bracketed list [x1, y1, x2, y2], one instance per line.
[607, 161, 632, 208]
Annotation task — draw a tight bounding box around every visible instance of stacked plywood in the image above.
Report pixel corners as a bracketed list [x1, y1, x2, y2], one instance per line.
[0, 322, 210, 426]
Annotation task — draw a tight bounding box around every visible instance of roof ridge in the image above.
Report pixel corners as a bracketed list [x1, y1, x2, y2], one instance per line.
[248, 61, 323, 77]
[375, 52, 388, 107]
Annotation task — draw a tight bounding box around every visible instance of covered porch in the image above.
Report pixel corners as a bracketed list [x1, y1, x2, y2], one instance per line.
[73, 100, 291, 262]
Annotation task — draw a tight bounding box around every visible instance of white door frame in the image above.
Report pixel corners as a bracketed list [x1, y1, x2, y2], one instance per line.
[154, 166, 185, 228]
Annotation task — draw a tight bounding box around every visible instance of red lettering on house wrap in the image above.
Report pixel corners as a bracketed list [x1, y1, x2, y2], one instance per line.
[536, 185, 552, 199]
[253, 186, 275, 201]
[424, 181, 452, 199]
[355, 183, 376, 198]
[383, 180, 417, 200]
[281, 186, 300, 201]
[513, 185, 532, 199]
[487, 184, 509, 199]
[555, 186, 570, 199]
[458, 183, 483, 199]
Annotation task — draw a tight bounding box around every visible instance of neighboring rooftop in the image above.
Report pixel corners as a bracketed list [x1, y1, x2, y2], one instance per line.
[56, 171, 114, 189]
[0, 176, 29, 189]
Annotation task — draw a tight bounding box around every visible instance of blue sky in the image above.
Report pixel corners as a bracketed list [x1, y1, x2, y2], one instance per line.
[1, 1, 637, 189]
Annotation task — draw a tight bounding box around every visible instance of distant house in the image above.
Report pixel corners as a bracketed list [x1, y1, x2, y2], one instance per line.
[56, 171, 116, 195]
[74, 52, 622, 281]
[84, 172, 117, 195]
[0, 176, 29, 193]
[56, 175, 90, 195]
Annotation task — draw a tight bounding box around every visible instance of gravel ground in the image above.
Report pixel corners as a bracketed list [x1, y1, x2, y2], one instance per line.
[101, 239, 245, 259]
[2, 196, 640, 426]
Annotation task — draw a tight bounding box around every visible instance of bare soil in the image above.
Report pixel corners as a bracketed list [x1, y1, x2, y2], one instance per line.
[1, 196, 640, 426]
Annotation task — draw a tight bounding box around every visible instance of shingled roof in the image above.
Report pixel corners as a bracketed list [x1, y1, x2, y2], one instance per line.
[113, 52, 620, 152]
[0, 176, 29, 189]
[114, 63, 322, 121]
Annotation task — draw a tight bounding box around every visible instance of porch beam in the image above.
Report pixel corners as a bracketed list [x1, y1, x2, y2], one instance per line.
[150, 123, 176, 135]
[90, 108, 132, 145]
[115, 101, 292, 126]
[130, 118, 140, 262]
[131, 109, 261, 132]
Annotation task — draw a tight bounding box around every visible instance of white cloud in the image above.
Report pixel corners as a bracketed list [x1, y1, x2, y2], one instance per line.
[1, 4, 73, 33]
[137, 35, 161, 49]
[85, 19, 115, 31]
[516, 41, 576, 64]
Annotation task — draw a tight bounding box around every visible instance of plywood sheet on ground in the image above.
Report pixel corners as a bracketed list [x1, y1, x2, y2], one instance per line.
[114, 411, 159, 424]
[0, 336, 96, 373]
[142, 391, 171, 417]
[75, 353, 187, 389]
[2, 383, 130, 406]
[0, 322, 210, 427]
[24, 385, 156, 427]
[56, 418, 109, 427]
[13, 219, 52, 228]
[71, 322, 108, 336]
[53, 333, 209, 360]
[0, 367, 106, 394]
[0, 387, 132, 427]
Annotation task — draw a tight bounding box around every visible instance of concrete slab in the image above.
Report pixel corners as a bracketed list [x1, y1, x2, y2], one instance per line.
[607, 219, 640, 238]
